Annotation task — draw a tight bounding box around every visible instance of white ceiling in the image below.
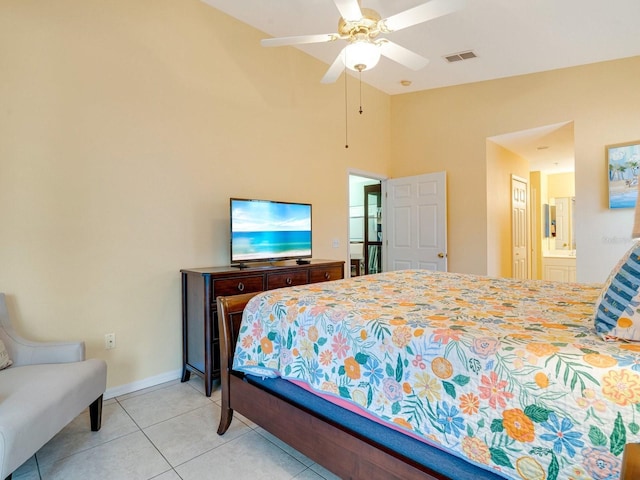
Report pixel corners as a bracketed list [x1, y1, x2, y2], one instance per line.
[201, 0, 640, 96]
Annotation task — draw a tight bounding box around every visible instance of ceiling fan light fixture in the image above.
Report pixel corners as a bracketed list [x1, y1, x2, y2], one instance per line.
[344, 41, 380, 72]
[262, 0, 468, 84]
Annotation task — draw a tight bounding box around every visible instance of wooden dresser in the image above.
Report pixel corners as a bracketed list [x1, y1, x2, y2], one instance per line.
[180, 259, 344, 396]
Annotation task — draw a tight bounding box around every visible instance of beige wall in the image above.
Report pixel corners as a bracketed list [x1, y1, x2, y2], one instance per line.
[0, 0, 391, 390]
[390, 56, 640, 281]
[548, 172, 576, 198]
[486, 142, 530, 278]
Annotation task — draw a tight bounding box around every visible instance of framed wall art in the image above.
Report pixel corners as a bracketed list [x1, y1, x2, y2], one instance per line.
[607, 140, 640, 209]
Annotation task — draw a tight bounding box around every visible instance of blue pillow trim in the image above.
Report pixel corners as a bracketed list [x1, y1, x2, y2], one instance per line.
[595, 246, 640, 334]
[619, 265, 640, 289]
[612, 269, 640, 290]
[596, 303, 617, 320]
[599, 295, 627, 317]
[609, 281, 635, 301]
[605, 285, 632, 305]
[614, 270, 640, 293]
[595, 311, 616, 332]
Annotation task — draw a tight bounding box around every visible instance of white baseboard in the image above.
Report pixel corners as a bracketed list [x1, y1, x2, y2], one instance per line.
[104, 368, 182, 399]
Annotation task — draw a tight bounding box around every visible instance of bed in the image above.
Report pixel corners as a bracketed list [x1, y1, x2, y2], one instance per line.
[216, 269, 640, 480]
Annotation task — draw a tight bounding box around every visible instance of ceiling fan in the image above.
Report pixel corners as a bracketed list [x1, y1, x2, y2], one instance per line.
[261, 0, 467, 83]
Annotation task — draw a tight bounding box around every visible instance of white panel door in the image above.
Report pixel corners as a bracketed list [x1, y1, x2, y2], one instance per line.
[385, 172, 447, 271]
[511, 175, 529, 279]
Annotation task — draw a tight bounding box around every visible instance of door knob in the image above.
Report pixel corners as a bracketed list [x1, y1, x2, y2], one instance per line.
[438, 253, 446, 258]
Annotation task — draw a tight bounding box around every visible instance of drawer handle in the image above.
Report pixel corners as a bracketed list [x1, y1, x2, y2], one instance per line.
[286, 277, 292, 285]
[237, 282, 245, 292]
[324, 272, 331, 280]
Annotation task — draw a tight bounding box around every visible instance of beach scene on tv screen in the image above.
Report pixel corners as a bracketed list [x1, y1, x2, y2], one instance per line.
[232, 201, 311, 261]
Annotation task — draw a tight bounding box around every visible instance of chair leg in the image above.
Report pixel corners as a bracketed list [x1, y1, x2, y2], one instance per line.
[89, 394, 103, 431]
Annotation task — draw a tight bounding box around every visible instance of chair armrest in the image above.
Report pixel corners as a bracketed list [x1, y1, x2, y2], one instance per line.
[13, 338, 85, 366]
[0, 293, 85, 366]
[2, 324, 85, 366]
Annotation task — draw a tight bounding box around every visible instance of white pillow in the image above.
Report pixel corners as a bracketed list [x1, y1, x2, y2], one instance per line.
[594, 242, 640, 341]
[0, 339, 12, 370]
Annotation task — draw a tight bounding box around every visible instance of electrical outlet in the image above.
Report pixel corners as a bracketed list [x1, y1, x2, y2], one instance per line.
[104, 333, 116, 350]
[332, 238, 339, 248]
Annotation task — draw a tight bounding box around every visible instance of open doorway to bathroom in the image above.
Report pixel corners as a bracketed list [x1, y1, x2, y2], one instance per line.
[488, 121, 575, 281]
[348, 173, 383, 277]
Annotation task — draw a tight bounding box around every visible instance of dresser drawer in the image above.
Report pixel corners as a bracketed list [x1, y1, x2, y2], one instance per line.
[309, 265, 343, 283]
[213, 276, 264, 296]
[267, 270, 309, 289]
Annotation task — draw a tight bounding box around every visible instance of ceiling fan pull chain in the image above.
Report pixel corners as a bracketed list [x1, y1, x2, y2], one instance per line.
[359, 70, 363, 115]
[344, 62, 349, 149]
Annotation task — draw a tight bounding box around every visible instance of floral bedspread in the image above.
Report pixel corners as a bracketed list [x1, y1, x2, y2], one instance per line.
[233, 270, 640, 480]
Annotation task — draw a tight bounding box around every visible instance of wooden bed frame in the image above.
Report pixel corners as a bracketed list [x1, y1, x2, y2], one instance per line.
[216, 292, 640, 480]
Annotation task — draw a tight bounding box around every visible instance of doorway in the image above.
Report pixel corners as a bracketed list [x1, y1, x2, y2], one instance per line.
[364, 184, 383, 274]
[348, 171, 449, 276]
[348, 173, 383, 277]
[488, 121, 575, 280]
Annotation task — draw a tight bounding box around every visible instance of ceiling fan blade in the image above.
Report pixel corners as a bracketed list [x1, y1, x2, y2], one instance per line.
[261, 34, 337, 48]
[333, 0, 363, 21]
[321, 50, 346, 84]
[380, 41, 429, 70]
[382, 0, 466, 32]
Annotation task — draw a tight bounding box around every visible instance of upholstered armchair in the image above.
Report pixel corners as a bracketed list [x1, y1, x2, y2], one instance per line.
[0, 293, 107, 480]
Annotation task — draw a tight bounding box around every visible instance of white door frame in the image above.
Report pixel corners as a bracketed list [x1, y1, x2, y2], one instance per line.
[347, 169, 387, 277]
[530, 186, 538, 280]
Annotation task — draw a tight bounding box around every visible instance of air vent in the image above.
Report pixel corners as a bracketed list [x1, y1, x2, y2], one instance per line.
[444, 50, 477, 63]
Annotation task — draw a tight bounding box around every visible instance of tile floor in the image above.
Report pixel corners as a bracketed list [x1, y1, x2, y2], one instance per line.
[12, 377, 341, 480]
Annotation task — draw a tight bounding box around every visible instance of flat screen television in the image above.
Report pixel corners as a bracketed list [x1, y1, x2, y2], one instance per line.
[230, 198, 312, 266]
